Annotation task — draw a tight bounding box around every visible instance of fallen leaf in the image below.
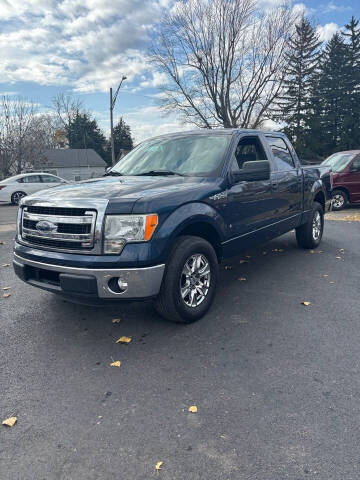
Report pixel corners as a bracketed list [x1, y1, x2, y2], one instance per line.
[3, 293, 10, 298]
[323, 274, 328, 277]
[318, 250, 324, 254]
[224, 265, 232, 270]
[239, 260, 248, 264]
[188, 405, 198, 413]
[2, 264, 10, 267]
[155, 461, 163, 471]
[112, 318, 121, 323]
[336, 256, 342, 260]
[0, 241, 4, 245]
[2, 416, 17, 427]
[310, 250, 315, 254]
[238, 277, 247, 281]
[262, 251, 267, 255]
[329, 281, 335, 284]
[116, 336, 132, 344]
[301, 301, 311, 306]
[245, 255, 251, 259]
[3, 287, 10, 290]
[339, 248, 345, 253]
[110, 360, 121, 367]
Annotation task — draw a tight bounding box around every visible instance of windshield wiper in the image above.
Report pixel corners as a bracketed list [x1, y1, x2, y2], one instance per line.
[103, 171, 123, 177]
[134, 170, 185, 176]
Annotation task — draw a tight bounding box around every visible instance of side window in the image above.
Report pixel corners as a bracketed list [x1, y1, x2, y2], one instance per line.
[41, 175, 61, 183]
[21, 175, 41, 183]
[265, 136, 295, 171]
[232, 136, 267, 171]
[350, 157, 360, 172]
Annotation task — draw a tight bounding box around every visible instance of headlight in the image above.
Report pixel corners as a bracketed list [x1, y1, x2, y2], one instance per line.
[104, 214, 158, 254]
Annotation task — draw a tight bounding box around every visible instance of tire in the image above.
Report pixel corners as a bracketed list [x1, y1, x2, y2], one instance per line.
[154, 235, 219, 323]
[11, 191, 26, 205]
[331, 189, 348, 211]
[296, 201, 324, 249]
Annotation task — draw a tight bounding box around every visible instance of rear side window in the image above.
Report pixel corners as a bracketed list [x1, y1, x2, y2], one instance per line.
[265, 137, 295, 171]
[19, 175, 42, 183]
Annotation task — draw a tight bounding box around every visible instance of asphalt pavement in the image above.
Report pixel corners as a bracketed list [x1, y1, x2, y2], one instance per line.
[1, 203, 360, 479]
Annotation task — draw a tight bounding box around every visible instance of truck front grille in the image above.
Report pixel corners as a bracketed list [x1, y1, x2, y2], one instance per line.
[20, 206, 97, 252]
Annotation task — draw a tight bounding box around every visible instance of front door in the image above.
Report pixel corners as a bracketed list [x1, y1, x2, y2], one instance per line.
[344, 155, 360, 203]
[222, 134, 277, 256]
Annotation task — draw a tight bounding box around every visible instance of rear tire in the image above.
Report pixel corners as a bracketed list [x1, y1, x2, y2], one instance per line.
[154, 235, 219, 323]
[296, 201, 324, 249]
[331, 189, 348, 211]
[11, 191, 26, 205]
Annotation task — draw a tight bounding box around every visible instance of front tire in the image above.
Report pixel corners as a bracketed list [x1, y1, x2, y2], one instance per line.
[296, 201, 324, 249]
[154, 236, 219, 323]
[331, 189, 348, 211]
[11, 191, 26, 205]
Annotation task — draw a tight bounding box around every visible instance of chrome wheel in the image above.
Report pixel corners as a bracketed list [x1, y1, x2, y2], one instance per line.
[312, 211, 322, 241]
[180, 253, 211, 308]
[332, 193, 344, 209]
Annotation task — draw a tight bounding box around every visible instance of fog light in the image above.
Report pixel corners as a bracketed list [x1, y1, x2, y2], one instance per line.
[117, 278, 128, 291]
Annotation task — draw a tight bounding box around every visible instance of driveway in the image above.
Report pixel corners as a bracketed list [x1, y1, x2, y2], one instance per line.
[0, 206, 360, 479]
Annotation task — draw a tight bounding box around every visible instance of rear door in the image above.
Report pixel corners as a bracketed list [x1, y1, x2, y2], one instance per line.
[344, 155, 360, 203]
[19, 175, 43, 195]
[222, 134, 278, 254]
[264, 135, 303, 232]
[40, 174, 64, 189]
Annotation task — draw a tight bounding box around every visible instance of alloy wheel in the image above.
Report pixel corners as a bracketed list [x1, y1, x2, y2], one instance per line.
[180, 253, 211, 308]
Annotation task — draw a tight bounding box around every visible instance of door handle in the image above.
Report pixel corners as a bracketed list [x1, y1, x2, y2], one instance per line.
[271, 181, 278, 190]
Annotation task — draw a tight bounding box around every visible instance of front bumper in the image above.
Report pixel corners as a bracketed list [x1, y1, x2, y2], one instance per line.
[13, 253, 165, 300]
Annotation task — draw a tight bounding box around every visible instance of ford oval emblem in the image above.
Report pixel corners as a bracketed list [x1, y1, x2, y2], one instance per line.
[35, 220, 58, 233]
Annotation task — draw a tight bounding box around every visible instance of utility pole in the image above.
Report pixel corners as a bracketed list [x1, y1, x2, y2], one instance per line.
[110, 76, 127, 166]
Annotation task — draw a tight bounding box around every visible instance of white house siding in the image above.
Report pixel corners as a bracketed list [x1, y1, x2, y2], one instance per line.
[45, 166, 105, 181]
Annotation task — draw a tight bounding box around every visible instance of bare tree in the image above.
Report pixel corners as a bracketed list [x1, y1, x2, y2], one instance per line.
[51, 93, 84, 129]
[0, 96, 58, 177]
[152, 0, 298, 128]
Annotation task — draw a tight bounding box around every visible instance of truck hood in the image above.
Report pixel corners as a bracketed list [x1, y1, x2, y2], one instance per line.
[25, 176, 222, 214]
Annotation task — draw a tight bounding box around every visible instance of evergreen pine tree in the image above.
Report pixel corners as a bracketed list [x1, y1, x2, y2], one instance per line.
[341, 16, 360, 149]
[273, 16, 321, 158]
[106, 118, 134, 165]
[66, 112, 107, 161]
[309, 33, 348, 157]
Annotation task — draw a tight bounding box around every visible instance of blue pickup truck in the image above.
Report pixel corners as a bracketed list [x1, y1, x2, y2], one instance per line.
[13, 129, 332, 323]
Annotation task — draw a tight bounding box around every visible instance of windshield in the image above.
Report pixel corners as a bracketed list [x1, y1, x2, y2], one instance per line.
[109, 134, 231, 177]
[322, 153, 356, 172]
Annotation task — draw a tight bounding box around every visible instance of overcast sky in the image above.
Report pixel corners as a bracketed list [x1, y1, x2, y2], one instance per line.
[0, 0, 358, 143]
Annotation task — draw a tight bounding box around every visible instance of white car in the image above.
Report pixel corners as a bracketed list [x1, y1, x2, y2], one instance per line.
[0, 173, 67, 205]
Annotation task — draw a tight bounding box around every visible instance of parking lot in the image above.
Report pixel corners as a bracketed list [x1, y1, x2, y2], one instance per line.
[1, 203, 360, 479]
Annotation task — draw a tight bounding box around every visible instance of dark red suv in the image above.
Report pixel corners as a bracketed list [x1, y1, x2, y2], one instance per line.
[322, 151, 360, 210]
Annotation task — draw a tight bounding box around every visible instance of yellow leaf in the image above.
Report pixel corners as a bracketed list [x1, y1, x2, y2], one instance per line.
[336, 256, 342, 259]
[112, 318, 121, 323]
[188, 405, 198, 413]
[238, 277, 247, 281]
[2, 416, 17, 427]
[155, 461, 163, 471]
[329, 281, 335, 284]
[318, 250, 324, 254]
[116, 336, 132, 344]
[239, 260, 248, 264]
[323, 274, 328, 277]
[3, 293, 10, 298]
[301, 301, 311, 306]
[2, 264, 10, 267]
[224, 265, 232, 270]
[3, 287, 10, 290]
[110, 361, 121, 367]
[246, 255, 251, 259]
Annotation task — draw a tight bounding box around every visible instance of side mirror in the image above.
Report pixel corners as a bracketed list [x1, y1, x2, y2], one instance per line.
[232, 161, 271, 183]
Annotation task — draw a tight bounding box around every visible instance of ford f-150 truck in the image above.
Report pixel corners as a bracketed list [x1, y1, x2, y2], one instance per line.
[13, 129, 332, 323]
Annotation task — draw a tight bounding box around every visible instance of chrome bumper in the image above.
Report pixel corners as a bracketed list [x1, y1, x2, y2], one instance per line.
[13, 253, 165, 299]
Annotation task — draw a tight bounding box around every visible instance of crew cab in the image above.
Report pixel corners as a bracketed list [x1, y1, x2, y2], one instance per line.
[321, 150, 360, 210]
[13, 130, 332, 323]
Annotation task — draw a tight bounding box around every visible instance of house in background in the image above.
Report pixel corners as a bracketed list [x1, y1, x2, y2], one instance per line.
[39, 149, 106, 181]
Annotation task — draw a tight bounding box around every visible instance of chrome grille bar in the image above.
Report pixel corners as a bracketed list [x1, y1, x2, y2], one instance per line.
[23, 211, 93, 224]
